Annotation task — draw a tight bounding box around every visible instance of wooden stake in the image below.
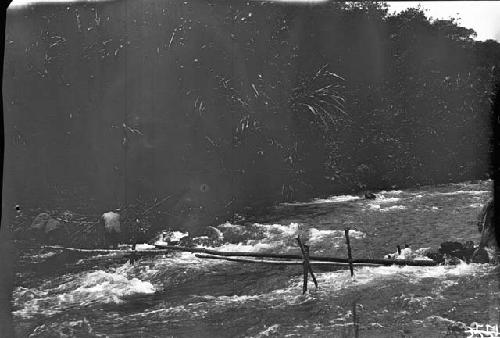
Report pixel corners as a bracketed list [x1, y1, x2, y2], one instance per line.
[297, 236, 318, 289]
[353, 300, 359, 338]
[303, 244, 309, 294]
[129, 243, 137, 264]
[345, 229, 354, 277]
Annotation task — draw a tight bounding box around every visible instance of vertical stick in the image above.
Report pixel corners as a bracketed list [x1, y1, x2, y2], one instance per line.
[352, 300, 359, 338]
[297, 236, 318, 289]
[345, 229, 354, 277]
[302, 244, 309, 294]
[129, 243, 137, 264]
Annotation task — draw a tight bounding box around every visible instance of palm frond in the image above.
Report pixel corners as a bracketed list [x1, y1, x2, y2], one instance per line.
[290, 65, 347, 129]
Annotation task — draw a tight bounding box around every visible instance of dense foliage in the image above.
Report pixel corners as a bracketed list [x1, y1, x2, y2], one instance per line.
[4, 1, 499, 235]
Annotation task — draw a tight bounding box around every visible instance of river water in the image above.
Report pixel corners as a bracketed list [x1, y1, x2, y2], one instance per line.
[12, 180, 499, 337]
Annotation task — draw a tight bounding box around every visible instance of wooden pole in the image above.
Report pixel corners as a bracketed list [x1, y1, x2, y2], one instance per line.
[297, 236, 318, 289]
[345, 229, 354, 277]
[353, 300, 359, 338]
[194, 254, 382, 266]
[303, 244, 309, 294]
[129, 243, 137, 264]
[44, 245, 169, 254]
[154, 244, 438, 266]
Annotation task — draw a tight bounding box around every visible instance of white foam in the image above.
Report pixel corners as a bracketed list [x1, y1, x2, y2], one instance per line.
[469, 203, 484, 208]
[256, 324, 281, 337]
[217, 222, 299, 238]
[170, 231, 189, 242]
[210, 242, 277, 252]
[383, 247, 433, 261]
[218, 222, 245, 230]
[416, 261, 490, 279]
[154, 240, 169, 246]
[253, 222, 299, 237]
[434, 190, 490, 196]
[32, 251, 58, 260]
[313, 195, 361, 203]
[309, 229, 365, 243]
[375, 196, 401, 204]
[395, 294, 434, 309]
[282, 194, 360, 206]
[318, 261, 492, 289]
[128, 292, 290, 321]
[159, 251, 205, 265]
[155, 230, 190, 244]
[13, 268, 157, 319]
[191, 222, 302, 253]
[68, 270, 156, 305]
[309, 228, 342, 241]
[279, 201, 310, 206]
[379, 190, 404, 195]
[366, 196, 402, 211]
[347, 230, 365, 238]
[207, 223, 365, 252]
[135, 244, 156, 250]
[116, 261, 493, 324]
[379, 205, 407, 212]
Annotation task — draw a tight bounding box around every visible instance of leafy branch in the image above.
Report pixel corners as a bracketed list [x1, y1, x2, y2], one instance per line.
[290, 64, 347, 130]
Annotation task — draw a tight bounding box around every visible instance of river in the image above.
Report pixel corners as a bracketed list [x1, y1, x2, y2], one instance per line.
[12, 180, 498, 337]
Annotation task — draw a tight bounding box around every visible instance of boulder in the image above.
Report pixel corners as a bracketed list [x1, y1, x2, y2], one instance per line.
[28, 213, 69, 244]
[439, 241, 475, 263]
[423, 241, 476, 264]
[364, 192, 377, 200]
[477, 198, 494, 233]
[44, 219, 66, 244]
[472, 247, 490, 264]
[206, 226, 223, 242]
[472, 199, 497, 263]
[44, 219, 61, 234]
[61, 210, 74, 221]
[30, 213, 51, 231]
[160, 230, 190, 245]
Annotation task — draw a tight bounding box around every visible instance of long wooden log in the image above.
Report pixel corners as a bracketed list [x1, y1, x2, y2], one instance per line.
[43, 245, 169, 254]
[43, 245, 439, 266]
[155, 244, 438, 266]
[195, 254, 382, 266]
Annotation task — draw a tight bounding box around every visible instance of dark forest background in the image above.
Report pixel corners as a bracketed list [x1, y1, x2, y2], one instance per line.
[3, 1, 499, 235]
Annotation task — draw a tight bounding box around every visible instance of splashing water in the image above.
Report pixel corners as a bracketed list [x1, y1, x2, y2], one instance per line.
[12, 180, 498, 337]
[14, 265, 156, 319]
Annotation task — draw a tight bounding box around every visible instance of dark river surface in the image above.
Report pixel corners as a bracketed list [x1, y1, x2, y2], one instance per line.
[12, 180, 499, 337]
